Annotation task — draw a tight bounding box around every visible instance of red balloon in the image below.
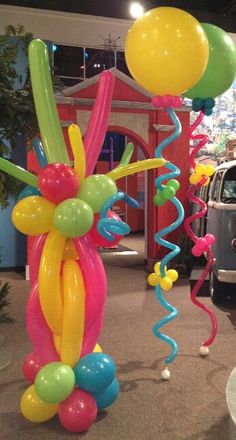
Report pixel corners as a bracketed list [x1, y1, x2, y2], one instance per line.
[58, 389, 97, 433]
[22, 351, 43, 384]
[38, 163, 79, 204]
[88, 210, 122, 248]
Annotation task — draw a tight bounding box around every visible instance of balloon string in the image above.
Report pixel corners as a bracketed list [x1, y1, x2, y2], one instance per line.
[184, 110, 217, 348]
[152, 107, 184, 365]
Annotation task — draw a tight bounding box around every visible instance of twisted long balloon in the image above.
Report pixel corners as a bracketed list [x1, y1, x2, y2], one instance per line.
[184, 110, 217, 353]
[152, 108, 184, 371]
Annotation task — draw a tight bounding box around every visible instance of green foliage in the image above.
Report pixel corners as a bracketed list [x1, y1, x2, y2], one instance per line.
[0, 25, 37, 155]
[0, 24, 62, 208]
[0, 280, 14, 324]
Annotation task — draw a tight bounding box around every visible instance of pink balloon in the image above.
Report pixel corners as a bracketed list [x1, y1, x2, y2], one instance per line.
[192, 246, 202, 257]
[205, 233, 215, 245]
[22, 351, 43, 383]
[29, 233, 47, 287]
[196, 237, 207, 250]
[58, 389, 97, 433]
[84, 71, 115, 176]
[73, 236, 107, 356]
[38, 163, 79, 204]
[26, 282, 59, 364]
[88, 211, 122, 248]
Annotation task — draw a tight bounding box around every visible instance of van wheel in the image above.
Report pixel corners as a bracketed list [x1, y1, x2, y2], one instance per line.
[210, 271, 228, 304]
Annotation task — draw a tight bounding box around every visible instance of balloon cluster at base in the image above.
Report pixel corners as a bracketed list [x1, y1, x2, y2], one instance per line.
[21, 352, 119, 432]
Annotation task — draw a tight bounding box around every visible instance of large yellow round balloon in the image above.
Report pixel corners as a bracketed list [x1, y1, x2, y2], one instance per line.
[12, 196, 55, 235]
[20, 385, 58, 423]
[125, 7, 209, 96]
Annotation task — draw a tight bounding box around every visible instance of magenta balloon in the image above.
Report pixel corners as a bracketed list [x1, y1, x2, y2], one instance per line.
[73, 235, 107, 356]
[22, 351, 43, 384]
[38, 163, 79, 204]
[29, 234, 47, 287]
[58, 389, 97, 433]
[84, 71, 115, 176]
[88, 211, 122, 247]
[26, 282, 59, 364]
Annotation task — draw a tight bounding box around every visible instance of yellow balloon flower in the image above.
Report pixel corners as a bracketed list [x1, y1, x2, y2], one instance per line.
[147, 261, 178, 291]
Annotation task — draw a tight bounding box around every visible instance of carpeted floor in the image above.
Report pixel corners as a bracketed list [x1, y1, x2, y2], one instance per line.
[0, 234, 236, 440]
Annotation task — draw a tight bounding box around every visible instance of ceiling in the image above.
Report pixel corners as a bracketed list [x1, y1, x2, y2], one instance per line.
[1, 0, 236, 31]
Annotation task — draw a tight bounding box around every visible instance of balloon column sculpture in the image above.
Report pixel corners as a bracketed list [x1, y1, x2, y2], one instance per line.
[0, 39, 165, 432]
[184, 24, 236, 356]
[125, 7, 210, 379]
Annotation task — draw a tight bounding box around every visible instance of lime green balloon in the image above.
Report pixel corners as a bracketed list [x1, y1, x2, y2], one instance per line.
[77, 175, 117, 213]
[28, 39, 70, 165]
[53, 198, 94, 237]
[35, 362, 75, 404]
[185, 23, 236, 99]
[0, 157, 38, 188]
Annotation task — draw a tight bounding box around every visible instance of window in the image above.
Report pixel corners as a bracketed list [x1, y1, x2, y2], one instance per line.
[53, 44, 131, 87]
[53, 45, 85, 86]
[211, 172, 223, 202]
[221, 167, 236, 203]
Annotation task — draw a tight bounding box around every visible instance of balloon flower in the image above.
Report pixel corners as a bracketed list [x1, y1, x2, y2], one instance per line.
[125, 6, 210, 379]
[184, 24, 236, 355]
[0, 38, 165, 432]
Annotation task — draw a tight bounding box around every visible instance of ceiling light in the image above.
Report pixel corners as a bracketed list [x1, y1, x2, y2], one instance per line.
[130, 2, 144, 19]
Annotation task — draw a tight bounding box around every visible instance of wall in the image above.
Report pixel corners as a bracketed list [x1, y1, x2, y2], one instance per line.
[0, 5, 132, 49]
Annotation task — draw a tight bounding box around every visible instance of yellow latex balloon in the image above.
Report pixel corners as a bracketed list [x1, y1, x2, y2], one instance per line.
[62, 239, 78, 261]
[107, 158, 166, 181]
[93, 344, 103, 353]
[68, 124, 86, 183]
[189, 174, 200, 185]
[60, 260, 85, 367]
[147, 272, 159, 286]
[160, 277, 173, 291]
[20, 385, 58, 423]
[125, 7, 209, 96]
[167, 269, 179, 282]
[39, 229, 65, 335]
[195, 164, 206, 175]
[12, 196, 55, 236]
[53, 334, 61, 354]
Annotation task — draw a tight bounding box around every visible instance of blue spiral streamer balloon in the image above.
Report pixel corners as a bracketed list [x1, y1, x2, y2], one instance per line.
[32, 137, 48, 168]
[98, 191, 138, 241]
[153, 107, 184, 369]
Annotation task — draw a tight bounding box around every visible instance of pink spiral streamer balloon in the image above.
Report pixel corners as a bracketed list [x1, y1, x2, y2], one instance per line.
[184, 110, 217, 349]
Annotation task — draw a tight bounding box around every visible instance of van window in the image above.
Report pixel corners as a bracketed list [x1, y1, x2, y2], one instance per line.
[221, 167, 236, 203]
[211, 172, 223, 202]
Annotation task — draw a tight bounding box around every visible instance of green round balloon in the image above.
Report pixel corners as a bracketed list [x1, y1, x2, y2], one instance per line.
[77, 175, 117, 213]
[35, 362, 75, 404]
[53, 198, 94, 237]
[185, 23, 236, 99]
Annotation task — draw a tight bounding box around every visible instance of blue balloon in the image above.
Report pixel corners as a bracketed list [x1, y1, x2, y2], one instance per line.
[17, 185, 41, 202]
[32, 137, 48, 168]
[74, 353, 116, 393]
[92, 378, 120, 410]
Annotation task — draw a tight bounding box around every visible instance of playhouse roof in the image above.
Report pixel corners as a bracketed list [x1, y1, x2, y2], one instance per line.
[62, 67, 153, 102]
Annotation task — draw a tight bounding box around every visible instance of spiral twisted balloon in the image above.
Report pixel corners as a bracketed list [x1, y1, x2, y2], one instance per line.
[148, 103, 184, 379]
[184, 110, 217, 356]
